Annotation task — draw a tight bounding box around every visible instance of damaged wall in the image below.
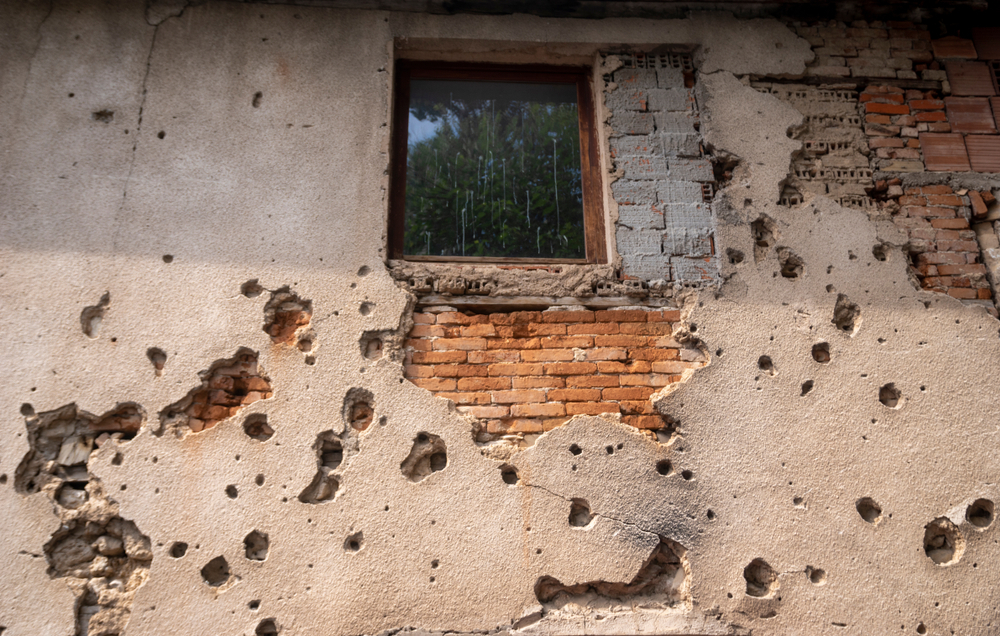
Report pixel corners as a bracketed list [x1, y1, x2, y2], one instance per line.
[1, 2, 999, 636]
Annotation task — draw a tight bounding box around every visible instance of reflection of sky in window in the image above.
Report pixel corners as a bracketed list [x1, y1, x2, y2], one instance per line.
[408, 112, 442, 145]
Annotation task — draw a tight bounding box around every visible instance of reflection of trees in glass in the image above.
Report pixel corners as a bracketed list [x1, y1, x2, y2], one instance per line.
[404, 87, 585, 259]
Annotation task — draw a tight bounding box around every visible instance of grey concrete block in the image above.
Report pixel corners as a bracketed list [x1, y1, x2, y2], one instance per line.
[656, 66, 685, 88]
[616, 227, 662, 256]
[618, 154, 668, 180]
[613, 68, 658, 89]
[608, 111, 654, 136]
[653, 111, 698, 133]
[622, 255, 671, 281]
[657, 180, 704, 204]
[671, 256, 719, 282]
[616, 204, 665, 230]
[611, 180, 656, 206]
[605, 87, 648, 113]
[648, 88, 693, 112]
[663, 226, 713, 257]
[660, 132, 702, 157]
[611, 135, 658, 157]
[669, 158, 714, 182]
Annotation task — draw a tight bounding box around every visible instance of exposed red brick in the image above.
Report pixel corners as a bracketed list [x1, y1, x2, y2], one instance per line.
[916, 185, 955, 194]
[544, 362, 598, 376]
[511, 403, 566, 418]
[492, 389, 546, 404]
[489, 363, 544, 376]
[458, 377, 511, 391]
[412, 313, 436, 324]
[565, 402, 621, 415]
[433, 337, 487, 351]
[930, 218, 971, 229]
[565, 375, 620, 388]
[540, 335, 593, 349]
[920, 133, 971, 171]
[595, 335, 652, 348]
[870, 138, 906, 148]
[583, 347, 628, 361]
[461, 324, 498, 337]
[924, 194, 963, 206]
[867, 102, 910, 114]
[405, 338, 432, 351]
[433, 364, 490, 378]
[910, 99, 945, 110]
[969, 190, 988, 217]
[521, 349, 575, 362]
[487, 337, 541, 350]
[409, 378, 456, 391]
[512, 376, 565, 389]
[567, 322, 619, 335]
[603, 386, 657, 401]
[457, 405, 509, 419]
[489, 311, 542, 325]
[646, 309, 682, 322]
[937, 263, 986, 275]
[619, 322, 674, 335]
[594, 309, 649, 322]
[540, 310, 594, 323]
[468, 350, 520, 364]
[549, 388, 603, 402]
[411, 351, 466, 364]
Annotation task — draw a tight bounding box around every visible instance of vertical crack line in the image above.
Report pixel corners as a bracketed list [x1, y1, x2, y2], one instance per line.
[18, 0, 55, 112]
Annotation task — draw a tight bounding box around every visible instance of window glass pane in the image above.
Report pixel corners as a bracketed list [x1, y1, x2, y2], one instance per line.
[404, 79, 585, 259]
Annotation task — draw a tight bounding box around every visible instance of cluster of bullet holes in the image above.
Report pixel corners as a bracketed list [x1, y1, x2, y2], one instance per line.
[777, 247, 803, 279]
[244, 530, 269, 561]
[832, 294, 861, 335]
[147, 347, 167, 376]
[344, 531, 363, 553]
[856, 497, 883, 524]
[923, 517, 964, 565]
[343, 388, 374, 431]
[91, 109, 114, 123]
[751, 215, 777, 262]
[256, 618, 278, 635]
[879, 383, 902, 409]
[262, 287, 313, 356]
[243, 414, 275, 442]
[743, 558, 778, 598]
[80, 291, 110, 339]
[758, 355, 777, 376]
[500, 464, 519, 485]
[299, 431, 345, 504]
[812, 342, 830, 363]
[400, 432, 447, 482]
[201, 555, 231, 586]
[569, 499, 594, 527]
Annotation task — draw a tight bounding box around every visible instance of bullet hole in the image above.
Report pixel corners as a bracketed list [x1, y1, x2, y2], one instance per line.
[91, 109, 114, 123]
[916, 624, 926, 635]
[147, 347, 167, 376]
[681, 470, 693, 480]
[569, 499, 593, 527]
[801, 380, 814, 396]
[431, 559, 440, 568]
[872, 244, 889, 261]
[605, 445, 614, 455]
[296, 332, 314, 352]
[832, 294, 860, 335]
[253, 475, 264, 488]
[252, 92, 263, 108]
[924, 517, 964, 565]
[226, 485, 238, 499]
[569, 444, 582, 455]
[656, 459, 672, 475]
[617, 442, 623, 449]
[249, 600, 261, 611]
[751, 215, 777, 262]
[157, 131, 165, 139]
[80, 291, 110, 339]
[68, 93, 75, 97]
[0, 475, 7, 485]
[500, 464, 519, 485]
[777, 247, 803, 278]
[241, 279, 264, 298]
[360, 302, 374, 316]
[256, 618, 278, 635]
[758, 355, 776, 376]
[263, 287, 312, 345]
[305, 355, 316, 365]
[244, 530, 269, 561]
[707, 509, 716, 520]
[162, 254, 173, 263]
[344, 388, 374, 432]
[361, 334, 384, 360]
[856, 497, 882, 524]
[400, 432, 448, 482]
[690, 324, 697, 332]
[201, 556, 231, 586]
[879, 383, 901, 408]
[120, 484, 127, 491]
[358, 265, 370, 276]
[344, 531, 363, 552]
[726, 248, 744, 264]
[826, 284, 835, 293]
[793, 497, 804, 508]
[744, 558, 778, 598]
[112, 452, 123, 466]
[243, 414, 274, 442]
[169, 542, 188, 558]
[20, 403, 34, 416]
[808, 566, 827, 585]
[811, 342, 830, 363]
[966, 499, 994, 528]
[56, 482, 88, 509]
[848, 250, 857, 261]
[715, 348, 723, 357]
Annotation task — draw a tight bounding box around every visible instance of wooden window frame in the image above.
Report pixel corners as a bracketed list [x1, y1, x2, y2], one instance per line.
[388, 60, 607, 265]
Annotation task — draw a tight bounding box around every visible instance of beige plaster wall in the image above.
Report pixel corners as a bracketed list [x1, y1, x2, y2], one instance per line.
[1, 2, 998, 635]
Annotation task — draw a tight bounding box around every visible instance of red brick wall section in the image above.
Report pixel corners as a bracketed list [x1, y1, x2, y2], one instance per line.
[403, 309, 706, 434]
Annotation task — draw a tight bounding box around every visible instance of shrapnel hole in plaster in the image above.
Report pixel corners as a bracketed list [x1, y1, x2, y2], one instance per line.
[400, 432, 447, 482]
[241, 279, 264, 298]
[80, 291, 110, 339]
[263, 286, 313, 350]
[967, 499, 994, 528]
[244, 530, 269, 561]
[777, 247, 804, 279]
[568, 498, 594, 527]
[361, 333, 384, 360]
[252, 91, 263, 108]
[743, 558, 778, 598]
[751, 216, 777, 262]
[800, 380, 814, 396]
[226, 484, 238, 499]
[879, 383, 902, 409]
[201, 555, 231, 586]
[146, 347, 167, 375]
[256, 618, 279, 635]
[656, 459, 672, 475]
[924, 517, 964, 565]
[243, 413, 275, 441]
[343, 388, 375, 432]
[499, 464, 519, 485]
[812, 342, 830, 363]
[169, 541, 188, 558]
[832, 294, 861, 335]
[344, 531, 364, 553]
[91, 109, 114, 123]
[872, 244, 890, 262]
[158, 348, 273, 435]
[856, 497, 882, 524]
[758, 355, 777, 376]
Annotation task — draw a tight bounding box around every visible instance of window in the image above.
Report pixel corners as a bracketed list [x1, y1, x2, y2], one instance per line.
[388, 61, 606, 264]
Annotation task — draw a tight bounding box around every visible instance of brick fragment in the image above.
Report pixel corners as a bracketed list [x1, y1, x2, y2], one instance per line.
[540, 335, 593, 349]
[549, 388, 602, 402]
[565, 375, 620, 388]
[512, 376, 564, 389]
[492, 390, 546, 404]
[411, 351, 466, 364]
[969, 190, 988, 217]
[595, 309, 649, 322]
[511, 403, 566, 418]
[489, 363, 544, 376]
[521, 349, 575, 362]
[544, 362, 598, 376]
[457, 405, 509, 419]
[409, 378, 456, 391]
[565, 402, 621, 415]
[567, 322, 619, 335]
[468, 350, 520, 364]
[433, 364, 490, 378]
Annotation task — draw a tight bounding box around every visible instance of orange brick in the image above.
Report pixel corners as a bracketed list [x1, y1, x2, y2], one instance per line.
[910, 99, 945, 110]
[541, 310, 595, 323]
[603, 386, 656, 401]
[544, 362, 598, 375]
[489, 311, 542, 325]
[487, 419, 544, 433]
[948, 288, 978, 299]
[619, 400, 656, 414]
[623, 360, 653, 373]
[619, 322, 674, 335]
[917, 185, 955, 194]
[404, 338, 432, 351]
[403, 364, 435, 378]
[540, 335, 594, 348]
[436, 392, 491, 405]
[646, 309, 682, 322]
[866, 113, 892, 124]
[488, 338, 541, 350]
[931, 218, 970, 229]
[489, 363, 544, 376]
[925, 194, 963, 206]
[457, 405, 510, 419]
[435, 312, 474, 325]
[595, 335, 651, 348]
[498, 323, 566, 337]
[979, 288, 993, 300]
[468, 350, 520, 364]
[492, 389, 546, 404]
[433, 338, 487, 351]
[620, 374, 653, 386]
[412, 351, 466, 364]
[566, 402, 621, 415]
[409, 378, 456, 391]
[652, 361, 692, 374]
[622, 415, 667, 429]
[595, 309, 649, 322]
[511, 403, 566, 417]
[549, 388, 602, 402]
[461, 324, 497, 337]
[412, 313, 436, 324]
[433, 364, 489, 378]
[628, 348, 680, 361]
[521, 349, 575, 362]
[512, 376, 565, 389]
[866, 102, 909, 114]
[938, 264, 986, 275]
[566, 375, 620, 388]
[596, 361, 627, 373]
[898, 195, 927, 206]
[410, 324, 445, 338]
[542, 418, 571, 431]
[916, 111, 948, 122]
[567, 322, 619, 335]
[583, 347, 627, 361]
[458, 377, 511, 391]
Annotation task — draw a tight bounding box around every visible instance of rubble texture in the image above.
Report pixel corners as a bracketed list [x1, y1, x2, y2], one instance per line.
[1, 3, 999, 636]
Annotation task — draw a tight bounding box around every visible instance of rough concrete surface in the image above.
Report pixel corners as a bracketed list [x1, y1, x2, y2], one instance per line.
[2, 2, 999, 636]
